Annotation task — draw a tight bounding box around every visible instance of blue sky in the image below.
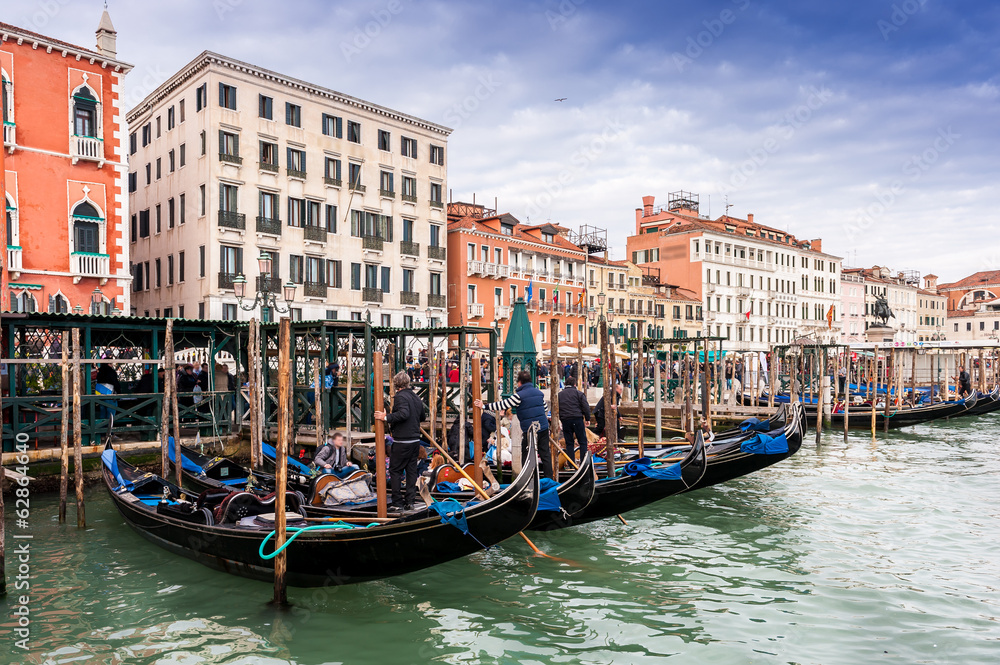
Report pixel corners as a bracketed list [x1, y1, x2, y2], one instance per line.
[13, 0, 999, 281]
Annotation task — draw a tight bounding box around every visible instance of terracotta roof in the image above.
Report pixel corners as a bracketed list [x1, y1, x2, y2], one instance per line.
[646, 211, 841, 258]
[937, 270, 1000, 291]
[947, 309, 977, 317]
[448, 214, 585, 254]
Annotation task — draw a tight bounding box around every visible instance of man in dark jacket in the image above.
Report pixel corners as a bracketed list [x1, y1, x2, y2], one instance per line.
[374, 371, 426, 511]
[558, 376, 591, 464]
[475, 370, 552, 479]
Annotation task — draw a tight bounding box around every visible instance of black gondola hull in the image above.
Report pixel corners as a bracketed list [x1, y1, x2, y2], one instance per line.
[526, 453, 597, 531]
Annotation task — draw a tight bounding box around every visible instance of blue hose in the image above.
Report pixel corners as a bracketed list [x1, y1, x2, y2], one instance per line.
[258, 522, 380, 560]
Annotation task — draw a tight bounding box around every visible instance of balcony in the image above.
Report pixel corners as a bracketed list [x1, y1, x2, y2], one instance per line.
[287, 168, 307, 180]
[427, 245, 446, 261]
[363, 235, 384, 252]
[256, 275, 278, 292]
[540, 301, 552, 313]
[259, 161, 279, 173]
[219, 272, 239, 290]
[7, 245, 22, 277]
[218, 210, 246, 230]
[402, 193, 417, 203]
[3, 122, 14, 150]
[400, 240, 420, 257]
[430, 200, 444, 209]
[363, 287, 383, 303]
[468, 260, 485, 276]
[468, 303, 485, 318]
[71, 135, 104, 167]
[219, 151, 242, 166]
[401, 291, 420, 306]
[379, 188, 395, 199]
[349, 182, 366, 192]
[496, 305, 511, 319]
[428, 294, 446, 309]
[304, 281, 328, 298]
[324, 176, 342, 187]
[256, 216, 281, 235]
[304, 225, 328, 243]
[70, 252, 109, 284]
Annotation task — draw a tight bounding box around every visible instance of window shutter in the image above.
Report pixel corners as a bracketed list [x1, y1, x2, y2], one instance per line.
[300, 151, 306, 172]
[218, 129, 224, 154]
[219, 83, 225, 107]
[233, 133, 239, 157]
[286, 147, 292, 167]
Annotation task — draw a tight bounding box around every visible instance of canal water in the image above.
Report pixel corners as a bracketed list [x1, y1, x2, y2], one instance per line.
[3, 414, 998, 664]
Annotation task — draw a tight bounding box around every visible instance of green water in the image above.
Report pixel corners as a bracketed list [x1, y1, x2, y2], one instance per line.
[3, 416, 999, 665]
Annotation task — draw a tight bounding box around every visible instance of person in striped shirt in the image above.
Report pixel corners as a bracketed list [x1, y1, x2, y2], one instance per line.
[475, 370, 552, 479]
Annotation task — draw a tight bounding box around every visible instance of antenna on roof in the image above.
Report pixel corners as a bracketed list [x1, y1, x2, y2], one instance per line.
[724, 196, 732, 218]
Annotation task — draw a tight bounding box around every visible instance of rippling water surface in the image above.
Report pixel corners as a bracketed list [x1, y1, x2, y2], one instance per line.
[3, 415, 999, 664]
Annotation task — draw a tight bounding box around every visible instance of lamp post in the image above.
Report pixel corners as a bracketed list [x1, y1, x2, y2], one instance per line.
[91, 287, 103, 315]
[233, 252, 296, 318]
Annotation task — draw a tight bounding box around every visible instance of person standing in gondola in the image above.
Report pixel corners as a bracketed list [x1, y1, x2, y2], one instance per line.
[474, 370, 552, 479]
[374, 371, 426, 511]
[956, 365, 972, 397]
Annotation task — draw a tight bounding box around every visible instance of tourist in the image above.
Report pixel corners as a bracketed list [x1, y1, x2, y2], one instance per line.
[474, 369, 553, 479]
[558, 376, 591, 464]
[313, 432, 359, 478]
[176, 364, 199, 407]
[447, 363, 460, 384]
[957, 365, 972, 397]
[374, 371, 426, 511]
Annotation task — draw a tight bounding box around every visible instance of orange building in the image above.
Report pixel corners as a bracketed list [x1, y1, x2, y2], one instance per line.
[2, 13, 132, 314]
[446, 202, 588, 350]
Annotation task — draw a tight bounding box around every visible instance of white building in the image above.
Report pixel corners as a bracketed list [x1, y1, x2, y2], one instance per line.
[847, 266, 921, 343]
[126, 51, 451, 325]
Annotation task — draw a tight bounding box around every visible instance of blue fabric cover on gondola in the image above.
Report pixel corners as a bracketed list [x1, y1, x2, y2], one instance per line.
[741, 432, 789, 454]
[167, 437, 205, 475]
[537, 477, 562, 512]
[623, 457, 682, 480]
[436, 481, 463, 493]
[101, 448, 133, 491]
[262, 442, 313, 474]
[739, 417, 771, 432]
[428, 498, 469, 535]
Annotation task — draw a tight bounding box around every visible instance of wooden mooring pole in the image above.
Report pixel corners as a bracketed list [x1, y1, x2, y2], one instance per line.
[472, 356, 484, 488]
[373, 351, 388, 517]
[160, 320, 173, 477]
[72, 327, 85, 528]
[59, 331, 70, 523]
[272, 317, 292, 606]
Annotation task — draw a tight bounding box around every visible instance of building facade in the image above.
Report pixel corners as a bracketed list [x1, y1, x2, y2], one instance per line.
[625, 193, 843, 350]
[127, 51, 450, 324]
[916, 274, 947, 341]
[839, 270, 866, 344]
[937, 270, 1000, 341]
[2, 14, 132, 315]
[845, 266, 922, 343]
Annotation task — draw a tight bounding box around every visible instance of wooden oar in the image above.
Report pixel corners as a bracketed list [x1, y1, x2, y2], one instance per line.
[420, 426, 556, 559]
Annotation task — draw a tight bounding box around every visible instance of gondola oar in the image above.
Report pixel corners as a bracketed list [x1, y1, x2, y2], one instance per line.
[420, 425, 558, 560]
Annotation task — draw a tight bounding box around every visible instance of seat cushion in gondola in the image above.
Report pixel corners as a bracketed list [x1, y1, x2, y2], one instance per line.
[213, 491, 305, 524]
[155, 501, 215, 525]
[252, 512, 307, 526]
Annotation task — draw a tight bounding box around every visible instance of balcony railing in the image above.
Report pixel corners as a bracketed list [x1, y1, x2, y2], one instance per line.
[379, 188, 395, 198]
[468, 260, 485, 276]
[219, 152, 242, 165]
[349, 182, 366, 192]
[71, 252, 109, 280]
[540, 301, 552, 313]
[256, 275, 278, 292]
[430, 200, 444, 209]
[496, 305, 511, 319]
[468, 303, 484, 318]
[256, 216, 281, 235]
[219, 272, 239, 290]
[363, 235, 383, 251]
[304, 225, 328, 243]
[363, 287, 383, 303]
[401, 291, 420, 306]
[428, 294, 446, 309]
[71, 135, 103, 166]
[7, 245, 22, 273]
[304, 281, 328, 298]
[400, 240, 420, 256]
[260, 161, 279, 173]
[287, 168, 307, 180]
[324, 176, 342, 187]
[218, 210, 246, 230]
[402, 193, 417, 203]
[3, 122, 15, 148]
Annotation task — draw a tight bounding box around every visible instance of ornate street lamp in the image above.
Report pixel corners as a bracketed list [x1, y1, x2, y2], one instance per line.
[233, 254, 296, 315]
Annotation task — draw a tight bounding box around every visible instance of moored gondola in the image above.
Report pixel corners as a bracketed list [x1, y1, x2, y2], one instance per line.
[102, 437, 539, 587]
[804, 392, 975, 429]
[526, 452, 597, 531]
[961, 386, 1000, 416]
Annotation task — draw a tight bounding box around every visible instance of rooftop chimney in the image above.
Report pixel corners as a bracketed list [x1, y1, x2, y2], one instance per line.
[642, 195, 654, 217]
[810, 239, 822, 253]
[96, 9, 117, 59]
[747, 213, 754, 225]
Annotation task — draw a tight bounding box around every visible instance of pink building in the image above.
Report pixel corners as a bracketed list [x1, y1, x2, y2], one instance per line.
[840, 269, 866, 343]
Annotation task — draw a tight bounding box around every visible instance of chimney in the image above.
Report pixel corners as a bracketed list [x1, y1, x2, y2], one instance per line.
[96, 9, 117, 59]
[810, 238, 822, 253]
[642, 196, 654, 217]
[747, 213, 754, 225]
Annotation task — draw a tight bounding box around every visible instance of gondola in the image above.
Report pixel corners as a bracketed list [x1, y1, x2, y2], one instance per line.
[961, 386, 1000, 416]
[551, 430, 708, 528]
[101, 438, 539, 587]
[525, 452, 596, 531]
[806, 392, 976, 429]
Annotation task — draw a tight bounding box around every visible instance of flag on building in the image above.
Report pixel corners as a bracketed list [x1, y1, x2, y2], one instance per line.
[826, 305, 835, 329]
[745, 301, 753, 320]
[526, 280, 533, 304]
[553, 290, 559, 306]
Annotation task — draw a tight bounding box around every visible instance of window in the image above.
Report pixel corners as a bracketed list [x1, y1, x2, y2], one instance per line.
[129, 132, 137, 155]
[178, 251, 185, 282]
[403, 315, 413, 329]
[305, 256, 323, 285]
[73, 216, 100, 254]
[180, 143, 186, 167]
[219, 83, 237, 110]
[380, 170, 394, 193]
[350, 210, 364, 237]
[402, 218, 414, 243]
[145, 163, 151, 185]
[350, 263, 362, 290]
[179, 99, 185, 122]
[430, 272, 442, 296]
[285, 102, 301, 127]
[468, 284, 477, 304]
[73, 87, 98, 137]
[200, 130, 206, 155]
[222, 303, 237, 321]
[169, 149, 175, 172]
[347, 120, 361, 143]
[220, 245, 243, 276]
[401, 136, 417, 158]
[260, 140, 278, 168]
[365, 264, 379, 289]
[327, 260, 342, 288]
[168, 255, 174, 285]
[378, 129, 391, 151]
[306, 200, 321, 227]
[168, 198, 175, 228]
[128, 172, 137, 193]
[199, 184, 206, 215]
[381, 266, 391, 293]
[219, 183, 239, 213]
[195, 83, 207, 111]
[219, 131, 240, 161]
[259, 191, 279, 221]
[430, 144, 445, 165]
[287, 197, 305, 227]
[287, 148, 306, 175]
[325, 204, 338, 233]
[139, 209, 150, 238]
[322, 113, 342, 137]
[167, 106, 175, 130]
[430, 224, 441, 247]
[156, 158, 162, 180]
[259, 94, 273, 119]
[430, 182, 443, 204]
[154, 258, 162, 288]
[402, 176, 416, 200]
[324, 157, 341, 182]
[403, 268, 415, 292]
[155, 204, 161, 233]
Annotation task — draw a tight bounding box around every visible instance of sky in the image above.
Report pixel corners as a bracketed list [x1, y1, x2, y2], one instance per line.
[11, 0, 1000, 282]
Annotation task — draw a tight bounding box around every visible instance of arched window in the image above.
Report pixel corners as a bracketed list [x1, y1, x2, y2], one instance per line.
[49, 294, 68, 314]
[72, 201, 102, 254]
[73, 87, 97, 138]
[9, 291, 36, 313]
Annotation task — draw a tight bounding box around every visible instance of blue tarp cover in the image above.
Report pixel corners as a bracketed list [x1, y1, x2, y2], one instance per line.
[739, 417, 772, 432]
[537, 477, 562, 512]
[623, 457, 682, 480]
[262, 442, 313, 474]
[167, 438, 205, 475]
[741, 432, 789, 454]
[428, 498, 469, 534]
[436, 481, 463, 493]
[101, 448, 133, 491]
